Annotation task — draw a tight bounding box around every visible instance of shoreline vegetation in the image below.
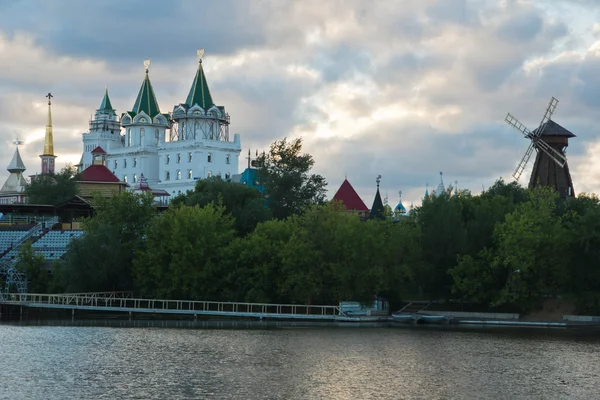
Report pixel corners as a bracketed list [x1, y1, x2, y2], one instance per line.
[6, 138, 600, 318]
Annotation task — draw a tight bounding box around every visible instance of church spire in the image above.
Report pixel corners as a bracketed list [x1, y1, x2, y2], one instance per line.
[8, 139, 26, 173]
[43, 92, 54, 156]
[40, 93, 57, 174]
[370, 175, 385, 220]
[130, 59, 162, 118]
[99, 86, 116, 116]
[185, 48, 214, 110]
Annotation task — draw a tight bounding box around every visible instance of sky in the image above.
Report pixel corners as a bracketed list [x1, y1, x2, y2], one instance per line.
[1, 0, 600, 207]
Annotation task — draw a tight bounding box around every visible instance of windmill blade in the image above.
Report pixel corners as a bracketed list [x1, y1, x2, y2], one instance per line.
[505, 113, 531, 137]
[534, 97, 559, 138]
[513, 141, 535, 181]
[535, 137, 567, 167]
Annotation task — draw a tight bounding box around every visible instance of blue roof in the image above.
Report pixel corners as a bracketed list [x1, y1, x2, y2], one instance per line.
[237, 168, 264, 194]
[394, 201, 406, 213]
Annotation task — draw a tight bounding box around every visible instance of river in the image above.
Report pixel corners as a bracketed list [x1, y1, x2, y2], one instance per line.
[0, 320, 598, 399]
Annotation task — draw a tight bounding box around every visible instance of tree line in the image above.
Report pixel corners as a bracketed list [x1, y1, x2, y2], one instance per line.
[15, 138, 600, 314]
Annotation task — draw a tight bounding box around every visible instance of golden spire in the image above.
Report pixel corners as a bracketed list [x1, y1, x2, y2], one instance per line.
[43, 92, 54, 156]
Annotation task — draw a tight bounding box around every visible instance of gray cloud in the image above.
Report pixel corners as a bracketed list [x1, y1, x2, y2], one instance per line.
[0, 0, 599, 206]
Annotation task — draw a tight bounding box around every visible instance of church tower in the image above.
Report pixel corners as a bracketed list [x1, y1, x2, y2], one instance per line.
[40, 93, 56, 174]
[81, 87, 122, 170]
[115, 59, 171, 186]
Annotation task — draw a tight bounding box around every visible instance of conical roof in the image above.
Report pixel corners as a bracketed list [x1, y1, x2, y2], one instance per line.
[131, 68, 161, 118]
[332, 179, 369, 211]
[7, 146, 26, 172]
[370, 188, 385, 220]
[531, 120, 576, 138]
[185, 58, 214, 110]
[99, 87, 116, 116]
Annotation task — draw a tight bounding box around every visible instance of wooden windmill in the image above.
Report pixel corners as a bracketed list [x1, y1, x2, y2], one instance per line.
[505, 97, 575, 198]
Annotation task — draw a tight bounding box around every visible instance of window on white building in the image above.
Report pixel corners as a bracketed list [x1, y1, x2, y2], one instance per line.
[207, 153, 212, 163]
[165, 171, 170, 181]
[176, 170, 181, 180]
[225, 172, 230, 180]
[166, 155, 170, 165]
[127, 129, 131, 147]
[226, 154, 230, 165]
[133, 174, 137, 183]
[133, 158, 137, 167]
[114, 160, 117, 169]
[123, 175, 128, 183]
[123, 159, 127, 168]
[188, 152, 193, 162]
[155, 129, 159, 145]
[217, 172, 221, 179]
[207, 170, 212, 178]
[177, 153, 181, 164]
[188, 169, 192, 179]
[140, 128, 145, 145]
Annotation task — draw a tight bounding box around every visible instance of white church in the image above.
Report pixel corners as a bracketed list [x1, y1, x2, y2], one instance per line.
[79, 49, 242, 197]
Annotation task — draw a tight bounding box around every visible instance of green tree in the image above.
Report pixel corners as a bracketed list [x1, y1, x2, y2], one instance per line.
[490, 187, 572, 310]
[134, 204, 235, 300]
[258, 138, 327, 219]
[220, 218, 295, 303]
[61, 191, 156, 292]
[15, 240, 48, 293]
[25, 166, 80, 205]
[171, 177, 271, 235]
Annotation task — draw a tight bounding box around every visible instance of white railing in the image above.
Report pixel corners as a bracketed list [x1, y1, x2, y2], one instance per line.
[0, 292, 341, 318]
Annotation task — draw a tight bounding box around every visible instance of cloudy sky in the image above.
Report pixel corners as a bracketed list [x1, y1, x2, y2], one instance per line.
[1, 0, 599, 207]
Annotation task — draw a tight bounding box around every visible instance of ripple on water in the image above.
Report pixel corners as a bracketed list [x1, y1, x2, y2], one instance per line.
[0, 322, 599, 400]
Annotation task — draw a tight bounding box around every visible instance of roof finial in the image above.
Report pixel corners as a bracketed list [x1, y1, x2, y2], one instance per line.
[399, 190, 402, 200]
[376, 175, 381, 188]
[46, 92, 53, 105]
[197, 48, 205, 64]
[13, 135, 24, 147]
[144, 58, 151, 73]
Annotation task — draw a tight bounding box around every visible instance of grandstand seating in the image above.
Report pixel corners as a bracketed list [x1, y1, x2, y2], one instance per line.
[31, 231, 85, 261]
[0, 230, 30, 253]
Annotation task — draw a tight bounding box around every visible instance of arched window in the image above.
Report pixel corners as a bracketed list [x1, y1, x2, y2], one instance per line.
[123, 159, 127, 168]
[217, 172, 222, 179]
[155, 129, 159, 145]
[140, 128, 145, 145]
[207, 170, 212, 178]
[166, 155, 170, 165]
[226, 154, 230, 165]
[225, 172, 231, 180]
[127, 129, 132, 147]
[123, 175, 128, 183]
[165, 171, 170, 181]
[188, 152, 193, 162]
[176, 170, 181, 180]
[177, 153, 181, 164]
[207, 153, 212, 163]
[133, 158, 137, 167]
[133, 174, 137, 183]
[188, 169, 193, 179]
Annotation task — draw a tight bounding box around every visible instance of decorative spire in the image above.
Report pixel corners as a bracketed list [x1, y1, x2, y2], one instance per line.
[370, 175, 385, 220]
[425, 182, 429, 197]
[185, 48, 215, 110]
[7, 139, 26, 173]
[436, 171, 445, 195]
[99, 86, 116, 116]
[129, 58, 162, 118]
[43, 92, 54, 156]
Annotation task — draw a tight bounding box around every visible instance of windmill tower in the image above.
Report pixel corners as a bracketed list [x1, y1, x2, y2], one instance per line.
[505, 97, 575, 198]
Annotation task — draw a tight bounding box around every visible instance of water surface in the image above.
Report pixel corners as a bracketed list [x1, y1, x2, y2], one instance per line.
[0, 320, 598, 399]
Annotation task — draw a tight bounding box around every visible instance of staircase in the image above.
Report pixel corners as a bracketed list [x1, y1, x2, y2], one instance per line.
[397, 301, 432, 314]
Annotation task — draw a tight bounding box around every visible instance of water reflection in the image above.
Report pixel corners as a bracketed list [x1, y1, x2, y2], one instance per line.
[0, 321, 599, 399]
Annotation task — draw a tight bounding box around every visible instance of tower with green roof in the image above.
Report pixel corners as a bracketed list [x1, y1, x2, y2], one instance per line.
[171, 49, 231, 142]
[81, 87, 122, 171]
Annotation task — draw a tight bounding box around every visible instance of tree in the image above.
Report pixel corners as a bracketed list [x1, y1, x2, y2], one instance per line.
[258, 138, 327, 219]
[15, 240, 48, 293]
[61, 191, 156, 292]
[25, 166, 80, 205]
[171, 177, 271, 235]
[134, 204, 235, 300]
